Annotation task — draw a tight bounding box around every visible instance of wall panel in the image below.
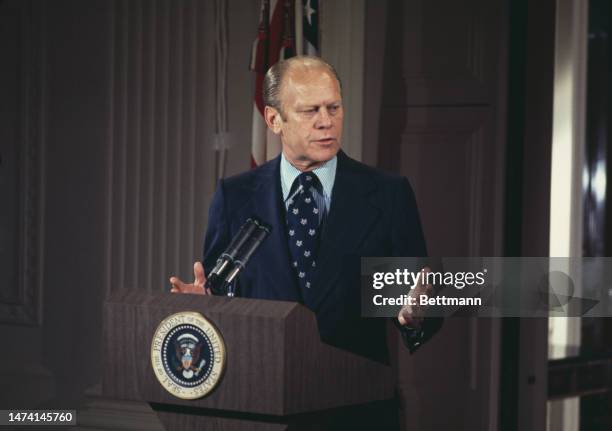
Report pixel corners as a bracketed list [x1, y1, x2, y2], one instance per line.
[105, 0, 221, 295]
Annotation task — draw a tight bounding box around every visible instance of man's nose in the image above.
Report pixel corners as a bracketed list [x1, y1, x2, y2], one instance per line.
[315, 108, 333, 128]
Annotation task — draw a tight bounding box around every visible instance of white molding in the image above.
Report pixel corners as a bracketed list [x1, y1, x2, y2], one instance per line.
[547, 0, 588, 429]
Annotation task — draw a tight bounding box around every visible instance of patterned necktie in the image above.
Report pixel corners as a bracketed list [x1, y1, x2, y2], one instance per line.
[286, 172, 323, 290]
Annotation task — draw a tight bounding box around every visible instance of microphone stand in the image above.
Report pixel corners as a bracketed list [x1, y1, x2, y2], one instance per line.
[222, 222, 271, 297]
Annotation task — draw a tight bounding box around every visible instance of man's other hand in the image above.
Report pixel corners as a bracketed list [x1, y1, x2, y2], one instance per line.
[397, 266, 433, 328]
[169, 261, 211, 295]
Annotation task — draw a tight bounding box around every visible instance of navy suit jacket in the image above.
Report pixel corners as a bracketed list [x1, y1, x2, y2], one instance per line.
[203, 151, 438, 363]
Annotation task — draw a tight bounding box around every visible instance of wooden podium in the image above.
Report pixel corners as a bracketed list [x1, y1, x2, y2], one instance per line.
[103, 291, 395, 430]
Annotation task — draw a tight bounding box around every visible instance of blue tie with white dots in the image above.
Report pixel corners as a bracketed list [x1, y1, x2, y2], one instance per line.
[286, 172, 322, 290]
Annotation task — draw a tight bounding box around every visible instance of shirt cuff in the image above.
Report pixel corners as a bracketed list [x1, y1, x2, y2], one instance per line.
[392, 318, 426, 354]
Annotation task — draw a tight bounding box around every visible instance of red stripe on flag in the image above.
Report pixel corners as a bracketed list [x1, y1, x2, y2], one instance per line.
[267, 2, 287, 67]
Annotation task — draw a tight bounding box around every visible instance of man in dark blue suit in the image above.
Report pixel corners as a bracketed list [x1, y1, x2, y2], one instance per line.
[170, 56, 439, 363]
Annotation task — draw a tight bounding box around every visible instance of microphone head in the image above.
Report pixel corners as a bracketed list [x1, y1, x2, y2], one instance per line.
[215, 219, 271, 296]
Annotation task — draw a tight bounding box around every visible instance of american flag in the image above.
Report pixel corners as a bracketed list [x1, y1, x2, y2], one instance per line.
[301, 0, 319, 55]
[249, 0, 320, 167]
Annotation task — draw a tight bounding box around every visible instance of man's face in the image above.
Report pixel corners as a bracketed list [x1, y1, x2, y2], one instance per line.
[266, 67, 343, 170]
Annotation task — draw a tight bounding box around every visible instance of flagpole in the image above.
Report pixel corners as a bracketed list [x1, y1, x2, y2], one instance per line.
[214, 0, 229, 180]
[295, 0, 303, 55]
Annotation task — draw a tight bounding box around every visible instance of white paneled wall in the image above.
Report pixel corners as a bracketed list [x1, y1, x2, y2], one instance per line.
[105, 0, 221, 294]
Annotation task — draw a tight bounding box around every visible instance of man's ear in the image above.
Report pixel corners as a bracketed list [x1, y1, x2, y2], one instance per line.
[264, 106, 283, 135]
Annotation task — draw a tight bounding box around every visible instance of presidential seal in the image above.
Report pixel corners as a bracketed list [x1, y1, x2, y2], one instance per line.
[150, 311, 226, 400]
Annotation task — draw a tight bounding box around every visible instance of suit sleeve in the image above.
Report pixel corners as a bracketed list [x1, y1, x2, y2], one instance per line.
[202, 180, 231, 277]
[391, 177, 443, 353]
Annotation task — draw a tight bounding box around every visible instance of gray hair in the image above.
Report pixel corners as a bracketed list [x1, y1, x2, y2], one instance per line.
[262, 56, 342, 118]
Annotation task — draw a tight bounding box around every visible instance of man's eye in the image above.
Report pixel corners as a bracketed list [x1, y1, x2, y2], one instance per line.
[302, 109, 317, 114]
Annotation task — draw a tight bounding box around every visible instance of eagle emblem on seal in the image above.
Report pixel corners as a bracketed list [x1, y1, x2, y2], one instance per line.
[174, 333, 206, 379]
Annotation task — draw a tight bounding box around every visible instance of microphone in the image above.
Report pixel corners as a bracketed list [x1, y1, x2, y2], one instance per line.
[205, 218, 258, 293]
[221, 221, 271, 297]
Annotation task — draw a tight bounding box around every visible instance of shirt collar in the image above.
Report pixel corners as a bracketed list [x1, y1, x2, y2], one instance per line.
[280, 152, 337, 201]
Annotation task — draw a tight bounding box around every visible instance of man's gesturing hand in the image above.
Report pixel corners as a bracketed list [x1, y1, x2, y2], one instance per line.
[397, 267, 433, 328]
[169, 261, 211, 295]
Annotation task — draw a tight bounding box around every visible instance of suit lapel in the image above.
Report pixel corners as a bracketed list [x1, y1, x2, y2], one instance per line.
[305, 152, 381, 310]
[234, 156, 302, 301]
